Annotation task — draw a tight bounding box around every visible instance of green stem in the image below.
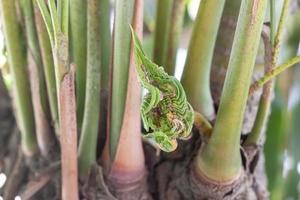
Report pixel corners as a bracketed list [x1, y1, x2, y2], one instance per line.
[78, 0, 102, 177]
[35, 0, 54, 45]
[108, 0, 146, 187]
[245, 31, 273, 145]
[37, 0, 70, 130]
[270, 0, 276, 44]
[21, 0, 49, 116]
[59, 0, 69, 35]
[70, 0, 87, 131]
[164, 0, 186, 75]
[0, 0, 37, 155]
[250, 55, 300, 92]
[153, 0, 173, 69]
[49, 0, 70, 97]
[99, 0, 111, 85]
[197, 0, 267, 181]
[110, 0, 135, 160]
[37, 0, 64, 93]
[34, 2, 59, 133]
[272, 0, 290, 65]
[245, 0, 290, 145]
[99, 0, 111, 144]
[182, 0, 226, 119]
[21, 0, 53, 156]
[48, 0, 59, 45]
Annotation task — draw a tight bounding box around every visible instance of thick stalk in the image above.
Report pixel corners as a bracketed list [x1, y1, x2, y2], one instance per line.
[181, 0, 226, 119]
[34, 3, 59, 134]
[165, 0, 186, 75]
[153, 0, 173, 68]
[37, 0, 69, 109]
[98, 0, 111, 151]
[0, 0, 37, 156]
[78, 0, 102, 177]
[196, 0, 267, 181]
[210, 0, 241, 108]
[70, 0, 87, 130]
[59, 67, 78, 200]
[59, 0, 69, 35]
[21, 0, 52, 156]
[109, 0, 135, 160]
[21, 0, 48, 115]
[40, 0, 69, 103]
[99, 0, 111, 90]
[108, 1, 147, 196]
[36, 2, 78, 199]
[52, 3, 70, 123]
[36, 0, 54, 45]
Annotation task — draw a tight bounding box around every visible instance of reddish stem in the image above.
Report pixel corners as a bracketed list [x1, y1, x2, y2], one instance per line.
[108, 0, 145, 184]
[28, 52, 53, 157]
[59, 66, 79, 200]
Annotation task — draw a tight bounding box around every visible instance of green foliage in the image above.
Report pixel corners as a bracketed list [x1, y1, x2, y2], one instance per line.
[131, 27, 194, 152]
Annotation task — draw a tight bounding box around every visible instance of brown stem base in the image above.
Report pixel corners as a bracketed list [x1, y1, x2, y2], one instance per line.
[107, 171, 152, 200]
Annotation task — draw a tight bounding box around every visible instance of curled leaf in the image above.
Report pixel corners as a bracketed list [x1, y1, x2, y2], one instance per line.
[130, 26, 194, 152]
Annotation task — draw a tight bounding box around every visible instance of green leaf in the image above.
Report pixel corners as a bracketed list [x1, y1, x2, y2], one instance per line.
[130, 26, 194, 152]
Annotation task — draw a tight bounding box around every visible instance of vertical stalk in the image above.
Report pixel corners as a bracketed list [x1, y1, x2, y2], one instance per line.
[153, 0, 173, 68]
[98, 0, 111, 150]
[70, 0, 87, 130]
[164, 0, 186, 75]
[108, 1, 148, 197]
[273, 0, 290, 64]
[60, 0, 69, 35]
[0, 0, 37, 156]
[21, 0, 52, 156]
[245, 31, 273, 145]
[210, 0, 241, 109]
[59, 67, 78, 200]
[246, 0, 290, 145]
[109, 0, 135, 160]
[34, 2, 59, 134]
[196, 0, 267, 181]
[21, 0, 48, 116]
[36, 2, 78, 199]
[78, 0, 102, 177]
[39, 1, 70, 135]
[181, 0, 226, 119]
[99, 0, 111, 90]
[46, 0, 69, 99]
[270, 0, 276, 43]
